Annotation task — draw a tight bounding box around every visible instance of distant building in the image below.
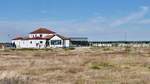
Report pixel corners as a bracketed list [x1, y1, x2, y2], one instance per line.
[10, 29, 150, 48]
[89, 41, 150, 47]
[0, 43, 5, 50]
[12, 28, 70, 48]
[69, 37, 89, 47]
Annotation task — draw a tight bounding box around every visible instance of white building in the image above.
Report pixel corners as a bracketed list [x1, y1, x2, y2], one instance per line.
[12, 28, 70, 48]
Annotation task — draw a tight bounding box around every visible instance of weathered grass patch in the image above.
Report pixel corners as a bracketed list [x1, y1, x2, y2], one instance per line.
[1, 47, 150, 84]
[21, 67, 63, 76]
[89, 62, 115, 70]
[63, 47, 75, 51]
[0, 77, 30, 84]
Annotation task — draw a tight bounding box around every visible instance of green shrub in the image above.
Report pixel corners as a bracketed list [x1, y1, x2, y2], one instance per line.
[90, 62, 114, 70]
[90, 64, 102, 70]
[63, 47, 75, 51]
[102, 47, 111, 51]
[16, 48, 38, 51]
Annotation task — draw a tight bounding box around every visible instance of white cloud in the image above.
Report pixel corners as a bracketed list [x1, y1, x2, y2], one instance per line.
[110, 6, 149, 27]
[0, 16, 111, 41]
[1, 6, 150, 42]
[140, 6, 149, 11]
[40, 10, 48, 14]
[135, 19, 150, 24]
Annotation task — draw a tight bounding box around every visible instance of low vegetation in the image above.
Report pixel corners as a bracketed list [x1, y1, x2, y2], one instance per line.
[0, 47, 150, 84]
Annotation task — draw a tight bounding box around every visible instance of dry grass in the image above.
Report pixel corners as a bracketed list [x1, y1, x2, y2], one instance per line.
[0, 47, 150, 84]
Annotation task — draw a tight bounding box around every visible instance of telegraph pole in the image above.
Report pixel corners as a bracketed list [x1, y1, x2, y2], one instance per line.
[124, 31, 127, 41]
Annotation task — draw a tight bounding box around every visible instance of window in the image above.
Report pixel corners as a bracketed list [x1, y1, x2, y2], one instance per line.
[30, 41, 32, 44]
[40, 41, 43, 44]
[51, 40, 61, 45]
[40, 34, 42, 37]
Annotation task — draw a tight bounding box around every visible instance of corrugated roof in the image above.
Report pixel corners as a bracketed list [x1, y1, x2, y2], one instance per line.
[56, 34, 70, 40]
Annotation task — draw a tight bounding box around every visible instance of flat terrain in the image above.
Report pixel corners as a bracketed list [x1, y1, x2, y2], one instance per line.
[0, 47, 150, 84]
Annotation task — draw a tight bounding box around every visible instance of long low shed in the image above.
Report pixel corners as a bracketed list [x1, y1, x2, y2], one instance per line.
[89, 41, 150, 47]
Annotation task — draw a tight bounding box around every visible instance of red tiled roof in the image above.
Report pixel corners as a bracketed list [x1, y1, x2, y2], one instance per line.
[12, 37, 24, 40]
[12, 34, 69, 40]
[12, 37, 47, 40]
[29, 28, 55, 34]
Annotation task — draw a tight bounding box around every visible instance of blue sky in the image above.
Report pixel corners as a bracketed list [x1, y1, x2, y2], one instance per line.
[0, 0, 150, 42]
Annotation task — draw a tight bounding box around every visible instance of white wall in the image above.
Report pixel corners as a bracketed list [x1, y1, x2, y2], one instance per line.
[12, 40, 46, 48]
[49, 35, 63, 48]
[64, 40, 70, 47]
[12, 35, 70, 48]
[12, 40, 21, 48]
[28, 40, 46, 48]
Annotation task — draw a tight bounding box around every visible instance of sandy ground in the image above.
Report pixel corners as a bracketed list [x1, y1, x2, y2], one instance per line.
[0, 47, 150, 84]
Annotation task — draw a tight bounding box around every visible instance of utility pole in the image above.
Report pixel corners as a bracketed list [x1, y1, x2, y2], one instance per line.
[124, 31, 127, 41]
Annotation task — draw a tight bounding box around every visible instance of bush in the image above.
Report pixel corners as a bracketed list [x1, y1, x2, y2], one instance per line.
[90, 64, 102, 70]
[63, 47, 75, 51]
[89, 62, 114, 70]
[102, 47, 111, 51]
[124, 46, 131, 53]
